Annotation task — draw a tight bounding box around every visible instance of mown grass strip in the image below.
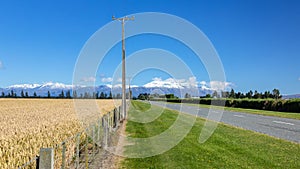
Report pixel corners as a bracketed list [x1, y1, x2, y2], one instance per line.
[120, 101, 300, 169]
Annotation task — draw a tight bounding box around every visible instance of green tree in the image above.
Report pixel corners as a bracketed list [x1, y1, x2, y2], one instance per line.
[165, 94, 175, 99]
[84, 92, 90, 99]
[229, 89, 235, 98]
[33, 92, 37, 97]
[59, 90, 65, 98]
[212, 91, 218, 98]
[116, 93, 121, 99]
[138, 94, 146, 100]
[108, 91, 112, 99]
[47, 91, 51, 98]
[100, 92, 105, 99]
[25, 92, 28, 98]
[246, 90, 253, 99]
[73, 90, 77, 99]
[21, 90, 25, 98]
[253, 90, 259, 99]
[129, 90, 132, 99]
[66, 90, 71, 98]
[272, 89, 281, 99]
[235, 92, 243, 99]
[205, 94, 211, 98]
[185, 93, 191, 98]
[221, 91, 229, 98]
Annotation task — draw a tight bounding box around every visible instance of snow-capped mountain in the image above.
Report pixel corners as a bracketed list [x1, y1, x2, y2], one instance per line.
[0, 82, 213, 98]
[2, 82, 75, 97]
[282, 94, 300, 99]
[8, 82, 73, 90]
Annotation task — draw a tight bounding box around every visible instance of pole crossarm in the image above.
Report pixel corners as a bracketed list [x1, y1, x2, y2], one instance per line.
[112, 16, 135, 22]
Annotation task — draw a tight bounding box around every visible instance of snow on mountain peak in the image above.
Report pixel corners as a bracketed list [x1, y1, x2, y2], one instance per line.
[143, 77, 197, 89]
[8, 82, 73, 89]
[40, 82, 73, 89]
[8, 83, 40, 89]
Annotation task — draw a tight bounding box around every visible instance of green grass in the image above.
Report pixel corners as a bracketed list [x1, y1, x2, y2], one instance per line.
[120, 101, 300, 169]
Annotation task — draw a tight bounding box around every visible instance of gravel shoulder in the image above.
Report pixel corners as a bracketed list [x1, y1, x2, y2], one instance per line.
[89, 120, 127, 169]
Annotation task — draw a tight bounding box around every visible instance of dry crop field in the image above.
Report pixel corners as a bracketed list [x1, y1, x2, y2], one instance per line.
[0, 99, 120, 168]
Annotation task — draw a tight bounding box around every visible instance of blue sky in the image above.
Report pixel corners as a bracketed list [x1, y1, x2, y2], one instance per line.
[0, 0, 299, 94]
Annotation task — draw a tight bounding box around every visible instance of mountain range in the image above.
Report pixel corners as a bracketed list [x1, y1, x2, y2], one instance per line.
[1, 82, 298, 99]
[0, 82, 212, 98]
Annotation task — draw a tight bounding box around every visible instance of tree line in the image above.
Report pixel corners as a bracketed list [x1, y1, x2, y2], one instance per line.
[0, 90, 124, 99]
[137, 88, 282, 100]
[200, 88, 281, 100]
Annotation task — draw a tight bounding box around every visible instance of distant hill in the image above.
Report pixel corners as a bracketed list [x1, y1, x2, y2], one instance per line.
[282, 94, 300, 99]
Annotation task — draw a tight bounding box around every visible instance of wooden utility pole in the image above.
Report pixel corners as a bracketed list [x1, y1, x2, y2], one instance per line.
[128, 76, 132, 101]
[112, 16, 134, 120]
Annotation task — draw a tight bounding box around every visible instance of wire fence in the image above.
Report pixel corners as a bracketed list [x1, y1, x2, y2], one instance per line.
[18, 103, 127, 169]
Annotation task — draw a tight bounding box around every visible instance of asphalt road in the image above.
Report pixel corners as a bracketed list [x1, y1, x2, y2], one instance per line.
[150, 101, 300, 143]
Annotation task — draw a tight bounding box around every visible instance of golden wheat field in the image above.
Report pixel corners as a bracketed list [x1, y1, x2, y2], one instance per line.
[0, 99, 120, 168]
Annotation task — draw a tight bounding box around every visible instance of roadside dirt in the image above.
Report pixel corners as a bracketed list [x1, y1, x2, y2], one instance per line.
[89, 120, 127, 169]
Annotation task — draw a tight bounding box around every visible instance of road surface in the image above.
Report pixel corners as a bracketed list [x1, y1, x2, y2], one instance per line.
[150, 101, 300, 143]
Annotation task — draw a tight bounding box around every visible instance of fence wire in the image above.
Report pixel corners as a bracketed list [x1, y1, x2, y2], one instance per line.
[18, 103, 126, 169]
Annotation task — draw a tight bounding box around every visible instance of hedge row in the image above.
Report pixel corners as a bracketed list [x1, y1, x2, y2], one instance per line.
[150, 98, 300, 113]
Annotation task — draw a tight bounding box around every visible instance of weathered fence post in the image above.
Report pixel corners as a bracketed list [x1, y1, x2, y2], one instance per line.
[92, 126, 95, 156]
[114, 108, 117, 128]
[109, 111, 112, 129]
[61, 142, 66, 169]
[98, 118, 101, 146]
[118, 106, 121, 122]
[85, 132, 89, 169]
[103, 115, 108, 148]
[76, 134, 80, 169]
[39, 148, 54, 169]
[108, 112, 110, 131]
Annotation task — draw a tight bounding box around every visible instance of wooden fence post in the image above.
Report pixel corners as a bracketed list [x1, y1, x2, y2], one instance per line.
[39, 148, 54, 169]
[76, 134, 80, 169]
[114, 108, 117, 128]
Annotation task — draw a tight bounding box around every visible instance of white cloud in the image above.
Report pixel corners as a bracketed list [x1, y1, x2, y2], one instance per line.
[81, 76, 96, 82]
[101, 77, 113, 83]
[208, 81, 234, 91]
[0, 61, 3, 69]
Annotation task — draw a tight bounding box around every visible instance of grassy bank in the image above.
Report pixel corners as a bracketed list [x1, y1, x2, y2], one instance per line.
[151, 98, 300, 113]
[120, 101, 300, 169]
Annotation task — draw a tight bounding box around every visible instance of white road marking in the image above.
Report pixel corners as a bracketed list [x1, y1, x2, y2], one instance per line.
[233, 115, 244, 118]
[272, 121, 294, 126]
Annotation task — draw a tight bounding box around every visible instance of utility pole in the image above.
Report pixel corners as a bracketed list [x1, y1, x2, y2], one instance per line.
[127, 76, 132, 101]
[112, 16, 134, 120]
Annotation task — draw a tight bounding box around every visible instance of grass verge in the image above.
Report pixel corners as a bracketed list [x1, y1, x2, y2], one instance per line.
[164, 101, 300, 120]
[120, 101, 300, 169]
